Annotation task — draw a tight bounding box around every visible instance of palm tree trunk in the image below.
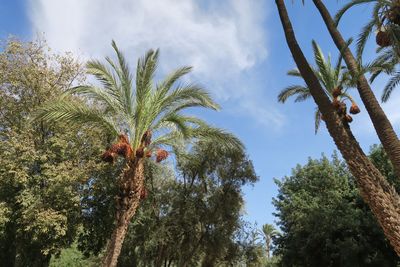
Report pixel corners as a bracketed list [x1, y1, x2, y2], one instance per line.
[102, 159, 145, 267]
[311, 0, 400, 180]
[275, 0, 400, 255]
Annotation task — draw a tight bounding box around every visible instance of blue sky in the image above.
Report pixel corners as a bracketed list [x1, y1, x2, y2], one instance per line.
[2, 0, 398, 230]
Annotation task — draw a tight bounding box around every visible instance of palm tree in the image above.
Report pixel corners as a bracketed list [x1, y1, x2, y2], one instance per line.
[35, 41, 242, 267]
[335, 0, 400, 101]
[276, 0, 400, 255]
[261, 224, 277, 259]
[309, 0, 400, 182]
[278, 40, 360, 133]
[335, 0, 400, 56]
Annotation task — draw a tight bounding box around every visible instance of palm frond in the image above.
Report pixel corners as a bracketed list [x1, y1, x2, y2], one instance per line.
[134, 49, 160, 144]
[67, 85, 123, 113]
[382, 71, 400, 102]
[86, 60, 120, 95]
[111, 40, 134, 116]
[160, 84, 220, 113]
[34, 98, 119, 135]
[157, 66, 193, 97]
[287, 69, 302, 77]
[294, 91, 312, 102]
[278, 85, 309, 103]
[334, 38, 353, 76]
[334, 0, 377, 26]
[153, 113, 192, 137]
[189, 126, 244, 152]
[136, 49, 159, 106]
[312, 40, 333, 90]
[356, 19, 376, 60]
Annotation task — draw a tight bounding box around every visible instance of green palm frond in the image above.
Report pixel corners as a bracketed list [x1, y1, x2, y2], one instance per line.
[34, 98, 119, 135]
[136, 49, 158, 107]
[189, 126, 244, 152]
[152, 126, 243, 153]
[356, 19, 376, 60]
[334, 0, 377, 26]
[35, 40, 243, 156]
[287, 69, 302, 77]
[153, 113, 193, 137]
[382, 70, 400, 102]
[294, 91, 312, 102]
[157, 66, 193, 97]
[278, 40, 358, 133]
[110, 40, 134, 117]
[67, 85, 123, 112]
[278, 85, 309, 103]
[86, 60, 120, 95]
[159, 84, 220, 114]
[312, 40, 334, 90]
[334, 38, 353, 77]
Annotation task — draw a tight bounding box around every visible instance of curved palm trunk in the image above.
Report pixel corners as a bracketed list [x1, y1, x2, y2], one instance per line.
[276, 0, 400, 255]
[312, 0, 400, 179]
[102, 159, 145, 267]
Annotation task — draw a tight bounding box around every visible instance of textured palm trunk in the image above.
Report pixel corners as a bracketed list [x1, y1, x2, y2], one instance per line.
[312, 0, 400, 180]
[102, 158, 145, 267]
[276, 0, 400, 255]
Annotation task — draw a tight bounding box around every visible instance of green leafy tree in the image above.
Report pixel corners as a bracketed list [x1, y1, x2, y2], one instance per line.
[35, 41, 242, 267]
[0, 38, 105, 266]
[276, 0, 400, 255]
[103, 140, 259, 267]
[273, 151, 400, 267]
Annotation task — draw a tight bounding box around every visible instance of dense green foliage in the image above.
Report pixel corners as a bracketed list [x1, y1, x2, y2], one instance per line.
[273, 148, 400, 266]
[0, 38, 264, 266]
[79, 141, 261, 266]
[0, 39, 110, 266]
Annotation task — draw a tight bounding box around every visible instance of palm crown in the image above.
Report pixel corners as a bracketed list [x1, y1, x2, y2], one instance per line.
[335, 0, 400, 56]
[335, 0, 400, 102]
[35, 41, 242, 161]
[278, 40, 360, 133]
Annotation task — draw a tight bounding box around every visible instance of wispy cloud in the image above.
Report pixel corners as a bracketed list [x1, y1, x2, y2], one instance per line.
[28, 0, 282, 129]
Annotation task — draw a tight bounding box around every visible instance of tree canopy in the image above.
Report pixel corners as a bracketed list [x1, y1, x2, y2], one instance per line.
[273, 148, 400, 266]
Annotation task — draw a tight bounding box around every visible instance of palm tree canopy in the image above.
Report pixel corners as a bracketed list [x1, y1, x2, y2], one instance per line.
[35, 41, 243, 154]
[335, 0, 400, 102]
[262, 224, 277, 238]
[278, 40, 356, 133]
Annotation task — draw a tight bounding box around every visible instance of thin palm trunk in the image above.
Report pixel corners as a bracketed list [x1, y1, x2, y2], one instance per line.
[102, 159, 145, 267]
[276, 0, 400, 255]
[312, 0, 400, 180]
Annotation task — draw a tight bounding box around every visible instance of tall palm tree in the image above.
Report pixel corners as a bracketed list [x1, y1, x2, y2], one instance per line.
[276, 0, 400, 255]
[310, 0, 400, 182]
[261, 224, 277, 259]
[35, 41, 242, 267]
[279, 40, 360, 133]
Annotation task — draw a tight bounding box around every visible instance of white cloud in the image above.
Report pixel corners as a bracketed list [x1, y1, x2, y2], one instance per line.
[28, 0, 281, 128]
